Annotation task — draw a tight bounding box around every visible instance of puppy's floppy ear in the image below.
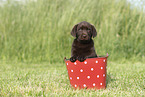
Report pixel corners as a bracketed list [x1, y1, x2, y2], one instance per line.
[71, 24, 78, 37]
[91, 25, 97, 38]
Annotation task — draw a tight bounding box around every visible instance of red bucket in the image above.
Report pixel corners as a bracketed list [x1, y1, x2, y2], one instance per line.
[64, 54, 108, 89]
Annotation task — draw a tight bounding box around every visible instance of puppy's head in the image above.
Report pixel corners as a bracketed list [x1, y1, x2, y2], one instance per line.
[71, 21, 97, 43]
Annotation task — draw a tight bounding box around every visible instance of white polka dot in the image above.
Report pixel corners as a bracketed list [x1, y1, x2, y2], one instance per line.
[77, 77, 79, 79]
[101, 67, 103, 69]
[71, 70, 73, 72]
[67, 63, 68, 65]
[70, 77, 72, 80]
[83, 84, 86, 87]
[91, 68, 94, 71]
[100, 83, 102, 85]
[80, 69, 83, 72]
[75, 84, 77, 87]
[96, 60, 98, 63]
[97, 75, 99, 78]
[93, 83, 96, 86]
[103, 59, 106, 62]
[87, 76, 90, 79]
[103, 74, 105, 77]
[84, 61, 87, 64]
[74, 62, 77, 65]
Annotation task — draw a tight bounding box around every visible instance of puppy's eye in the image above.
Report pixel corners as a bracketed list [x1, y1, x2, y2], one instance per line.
[79, 28, 82, 31]
[87, 28, 91, 31]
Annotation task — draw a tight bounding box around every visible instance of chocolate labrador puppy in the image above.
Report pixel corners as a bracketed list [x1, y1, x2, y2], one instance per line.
[70, 21, 97, 62]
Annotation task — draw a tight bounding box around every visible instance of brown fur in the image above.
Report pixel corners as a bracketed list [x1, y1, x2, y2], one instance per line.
[70, 21, 97, 62]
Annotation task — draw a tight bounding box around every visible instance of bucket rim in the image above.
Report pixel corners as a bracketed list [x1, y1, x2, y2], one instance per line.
[64, 53, 109, 61]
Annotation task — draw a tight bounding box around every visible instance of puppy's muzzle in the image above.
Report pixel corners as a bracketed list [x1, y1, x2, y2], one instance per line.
[82, 34, 87, 39]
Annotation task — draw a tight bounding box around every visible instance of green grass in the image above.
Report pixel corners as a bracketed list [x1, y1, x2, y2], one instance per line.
[0, 0, 145, 96]
[0, 61, 144, 96]
[0, 0, 144, 63]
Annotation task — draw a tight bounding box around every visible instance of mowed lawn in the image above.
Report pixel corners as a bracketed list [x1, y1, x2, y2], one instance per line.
[0, 61, 144, 96]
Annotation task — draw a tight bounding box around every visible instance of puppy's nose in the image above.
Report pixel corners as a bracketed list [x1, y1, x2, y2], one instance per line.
[82, 34, 87, 38]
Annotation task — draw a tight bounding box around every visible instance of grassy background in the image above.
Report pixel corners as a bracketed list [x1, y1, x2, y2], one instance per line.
[0, 0, 145, 96]
[0, 0, 144, 63]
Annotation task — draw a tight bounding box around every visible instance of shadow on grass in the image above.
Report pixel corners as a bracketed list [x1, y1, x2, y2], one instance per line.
[106, 74, 116, 88]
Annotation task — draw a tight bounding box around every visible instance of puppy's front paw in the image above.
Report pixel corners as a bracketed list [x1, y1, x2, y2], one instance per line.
[70, 56, 77, 62]
[78, 56, 86, 62]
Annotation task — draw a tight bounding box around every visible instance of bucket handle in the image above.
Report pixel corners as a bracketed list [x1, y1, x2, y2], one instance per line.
[64, 57, 66, 61]
[106, 53, 109, 58]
